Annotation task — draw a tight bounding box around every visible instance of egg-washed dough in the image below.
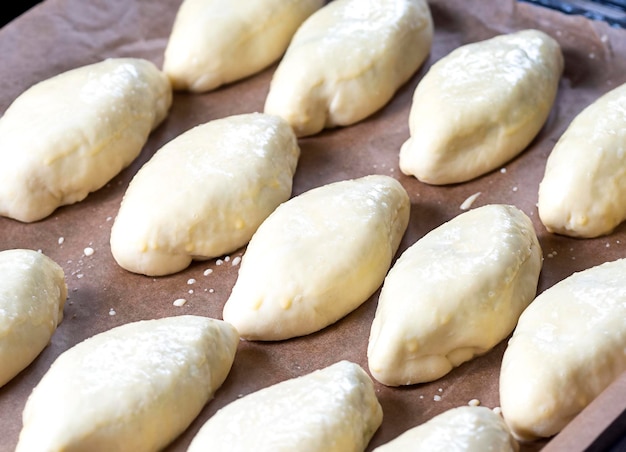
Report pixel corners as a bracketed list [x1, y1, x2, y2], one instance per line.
[110, 113, 300, 276]
[399, 29, 563, 185]
[163, 0, 325, 92]
[264, 0, 433, 137]
[500, 258, 626, 441]
[538, 83, 626, 238]
[0, 58, 172, 223]
[188, 360, 382, 452]
[368, 204, 542, 386]
[223, 175, 410, 341]
[0, 249, 66, 388]
[16, 315, 238, 452]
[373, 406, 518, 452]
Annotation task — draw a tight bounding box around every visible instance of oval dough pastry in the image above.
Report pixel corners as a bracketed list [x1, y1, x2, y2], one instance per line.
[264, 0, 433, 137]
[373, 406, 518, 452]
[223, 174, 410, 341]
[0, 58, 172, 222]
[399, 29, 563, 185]
[538, 82, 626, 238]
[163, 0, 325, 92]
[187, 360, 382, 452]
[16, 315, 239, 452]
[500, 258, 626, 441]
[368, 204, 542, 386]
[0, 249, 66, 387]
[110, 113, 300, 276]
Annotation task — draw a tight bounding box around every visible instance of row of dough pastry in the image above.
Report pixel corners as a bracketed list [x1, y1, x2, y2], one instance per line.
[2, 0, 624, 241]
[0, 249, 516, 451]
[4, 200, 625, 448]
[164, 0, 435, 137]
[0, 261, 514, 452]
[0, 0, 432, 222]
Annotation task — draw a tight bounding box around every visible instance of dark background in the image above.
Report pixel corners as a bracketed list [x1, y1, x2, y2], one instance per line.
[1, 1, 43, 28]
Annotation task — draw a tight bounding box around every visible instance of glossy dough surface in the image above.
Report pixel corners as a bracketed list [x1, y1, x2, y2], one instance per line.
[16, 316, 239, 452]
[538, 82, 626, 238]
[110, 113, 300, 276]
[188, 360, 382, 452]
[399, 29, 563, 184]
[0, 58, 172, 222]
[264, 0, 433, 137]
[373, 406, 518, 452]
[368, 204, 542, 386]
[0, 249, 66, 387]
[223, 175, 410, 341]
[163, 0, 324, 92]
[500, 258, 626, 441]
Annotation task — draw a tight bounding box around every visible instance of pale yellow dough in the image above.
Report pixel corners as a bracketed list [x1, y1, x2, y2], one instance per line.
[16, 315, 239, 452]
[223, 175, 410, 341]
[110, 113, 300, 276]
[163, 0, 325, 92]
[399, 29, 563, 185]
[0, 58, 172, 222]
[368, 205, 542, 386]
[264, 0, 433, 137]
[0, 249, 66, 387]
[500, 258, 626, 441]
[373, 406, 518, 452]
[187, 360, 382, 452]
[538, 82, 626, 238]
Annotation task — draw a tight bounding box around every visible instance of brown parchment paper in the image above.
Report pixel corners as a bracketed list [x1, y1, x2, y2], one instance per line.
[1, 0, 625, 450]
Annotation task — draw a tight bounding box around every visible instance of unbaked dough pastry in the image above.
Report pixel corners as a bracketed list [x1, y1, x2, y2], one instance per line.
[264, 0, 433, 137]
[0, 58, 172, 223]
[373, 406, 518, 452]
[399, 29, 563, 185]
[0, 249, 66, 387]
[538, 82, 626, 238]
[16, 315, 239, 452]
[110, 113, 300, 276]
[223, 174, 410, 341]
[500, 258, 626, 441]
[187, 360, 382, 452]
[163, 0, 325, 92]
[368, 204, 542, 386]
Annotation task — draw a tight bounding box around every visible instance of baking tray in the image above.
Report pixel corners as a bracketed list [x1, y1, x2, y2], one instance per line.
[0, 0, 625, 450]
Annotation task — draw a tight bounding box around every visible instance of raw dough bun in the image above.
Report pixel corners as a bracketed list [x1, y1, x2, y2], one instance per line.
[500, 258, 626, 441]
[264, 0, 433, 137]
[373, 406, 518, 452]
[110, 113, 300, 276]
[368, 204, 542, 386]
[223, 175, 410, 341]
[0, 249, 66, 387]
[399, 29, 563, 185]
[163, 0, 325, 92]
[0, 58, 172, 223]
[16, 315, 239, 452]
[187, 360, 382, 452]
[538, 82, 626, 238]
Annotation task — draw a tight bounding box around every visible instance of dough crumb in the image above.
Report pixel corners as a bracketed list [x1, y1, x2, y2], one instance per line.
[216, 259, 224, 266]
[433, 395, 442, 402]
[108, 308, 116, 316]
[203, 269, 213, 276]
[83, 247, 95, 257]
[231, 256, 242, 266]
[460, 192, 481, 210]
[500, 167, 507, 173]
[493, 406, 502, 415]
[468, 398, 480, 406]
[173, 298, 188, 307]
[58, 237, 65, 245]
[187, 278, 196, 285]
